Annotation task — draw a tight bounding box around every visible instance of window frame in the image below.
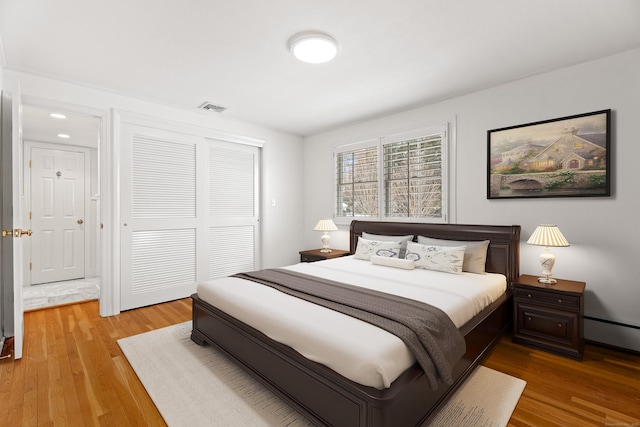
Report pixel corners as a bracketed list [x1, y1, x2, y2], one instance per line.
[333, 124, 449, 226]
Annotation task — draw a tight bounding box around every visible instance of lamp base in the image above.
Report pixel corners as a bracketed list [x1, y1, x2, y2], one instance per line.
[537, 276, 557, 285]
[320, 232, 331, 253]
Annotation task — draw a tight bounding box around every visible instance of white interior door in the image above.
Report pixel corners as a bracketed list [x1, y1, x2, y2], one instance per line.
[30, 147, 85, 284]
[0, 87, 25, 360]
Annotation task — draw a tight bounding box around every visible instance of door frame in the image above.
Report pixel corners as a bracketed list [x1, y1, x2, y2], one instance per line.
[21, 96, 113, 315]
[24, 141, 95, 285]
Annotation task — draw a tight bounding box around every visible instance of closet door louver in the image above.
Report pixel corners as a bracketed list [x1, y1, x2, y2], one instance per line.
[208, 142, 259, 279]
[131, 229, 196, 293]
[120, 125, 260, 311]
[132, 136, 196, 218]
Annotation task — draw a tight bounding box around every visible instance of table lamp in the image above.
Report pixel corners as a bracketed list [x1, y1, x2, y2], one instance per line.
[314, 219, 338, 253]
[526, 224, 570, 284]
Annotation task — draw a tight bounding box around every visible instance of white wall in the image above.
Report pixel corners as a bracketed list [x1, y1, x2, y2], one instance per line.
[303, 49, 640, 351]
[2, 69, 305, 312]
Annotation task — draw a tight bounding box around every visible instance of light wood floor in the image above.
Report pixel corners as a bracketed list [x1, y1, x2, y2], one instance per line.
[0, 299, 638, 426]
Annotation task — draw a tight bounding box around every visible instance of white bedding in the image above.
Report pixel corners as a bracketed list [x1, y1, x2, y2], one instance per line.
[196, 256, 506, 390]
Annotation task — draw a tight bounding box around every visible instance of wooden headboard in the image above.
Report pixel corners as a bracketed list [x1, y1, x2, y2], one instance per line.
[349, 220, 521, 283]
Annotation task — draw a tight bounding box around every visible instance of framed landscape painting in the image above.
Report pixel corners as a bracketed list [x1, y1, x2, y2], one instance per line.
[487, 109, 611, 199]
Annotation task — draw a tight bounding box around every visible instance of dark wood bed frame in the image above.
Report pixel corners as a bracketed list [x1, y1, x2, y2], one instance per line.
[191, 221, 521, 426]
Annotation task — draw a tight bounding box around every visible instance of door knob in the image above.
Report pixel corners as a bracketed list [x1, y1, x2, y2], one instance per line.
[2, 229, 32, 237]
[77, 219, 84, 224]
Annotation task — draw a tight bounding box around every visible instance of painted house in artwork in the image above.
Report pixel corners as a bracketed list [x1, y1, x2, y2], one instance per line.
[522, 127, 607, 172]
[493, 142, 546, 172]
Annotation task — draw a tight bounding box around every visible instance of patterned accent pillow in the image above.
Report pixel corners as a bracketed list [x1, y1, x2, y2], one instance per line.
[362, 233, 414, 258]
[405, 242, 466, 274]
[353, 238, 402, 260]
[417, 236, 489, 274]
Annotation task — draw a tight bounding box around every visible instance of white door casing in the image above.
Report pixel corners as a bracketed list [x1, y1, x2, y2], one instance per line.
[30, 146, 85, 284]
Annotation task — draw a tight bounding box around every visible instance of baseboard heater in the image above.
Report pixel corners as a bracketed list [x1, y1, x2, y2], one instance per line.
[584, 316, 640, 355]
[584, 315, 640, 330]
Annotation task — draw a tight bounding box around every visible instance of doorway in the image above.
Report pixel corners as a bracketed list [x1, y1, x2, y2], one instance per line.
[21, 104, 101, 310]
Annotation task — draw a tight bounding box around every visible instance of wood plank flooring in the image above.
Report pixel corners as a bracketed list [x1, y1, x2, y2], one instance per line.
[0, 299, 638, 426]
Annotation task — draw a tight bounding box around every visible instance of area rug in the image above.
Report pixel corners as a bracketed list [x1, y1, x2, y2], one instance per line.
[118, 322, 526, 427]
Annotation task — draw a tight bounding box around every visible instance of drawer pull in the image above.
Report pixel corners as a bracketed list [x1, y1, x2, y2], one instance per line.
[558, 299, 563, 303]
[527, 316, 532, 321]
[527, 294, 532, 298]
[558, 323, 563, 327]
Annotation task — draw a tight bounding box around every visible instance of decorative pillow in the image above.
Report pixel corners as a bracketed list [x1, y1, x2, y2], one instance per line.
[371, 255, 415, 270]
[353, 238, 402, 260]
[405, 242, 465, 274]
[362, 233, 414, 258]
[417, 236, 490, 274]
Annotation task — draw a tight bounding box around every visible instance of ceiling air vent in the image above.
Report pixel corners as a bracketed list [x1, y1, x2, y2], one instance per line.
[198, 102, 227, 113]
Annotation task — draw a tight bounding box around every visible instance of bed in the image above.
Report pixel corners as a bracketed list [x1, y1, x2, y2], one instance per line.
[191, 221, 520, 426]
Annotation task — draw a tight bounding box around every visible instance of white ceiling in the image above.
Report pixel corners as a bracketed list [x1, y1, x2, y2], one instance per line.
[1, 0, 639, 138]
[21, 105, 100, 147]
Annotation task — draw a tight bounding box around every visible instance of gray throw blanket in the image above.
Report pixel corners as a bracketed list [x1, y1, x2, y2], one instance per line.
[233, 268, 466, 390]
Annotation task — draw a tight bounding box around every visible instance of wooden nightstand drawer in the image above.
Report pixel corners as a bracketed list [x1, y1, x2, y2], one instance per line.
[300, 253, 324, 263]
[515, 288, 580, 311]
[516, 303, 579, 346]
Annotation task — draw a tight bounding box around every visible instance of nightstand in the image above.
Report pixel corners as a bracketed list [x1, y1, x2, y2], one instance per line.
[299, 249, 350, 263]
[513, 274, 585, 360]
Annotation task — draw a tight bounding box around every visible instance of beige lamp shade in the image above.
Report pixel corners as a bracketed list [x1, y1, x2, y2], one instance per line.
[313, 219, 338, 231]
[526, 225, 570, 247]
[314, 219, 338, 252]
[527, 224, 569, 284]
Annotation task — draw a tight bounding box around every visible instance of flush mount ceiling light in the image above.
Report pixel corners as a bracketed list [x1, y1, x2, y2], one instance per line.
[288, 31, 338, 64]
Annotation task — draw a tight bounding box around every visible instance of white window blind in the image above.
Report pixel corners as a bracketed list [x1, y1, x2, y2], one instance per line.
[335, 140, 379, 218]
[383, 133, 443, 219]
[334, 124, 448, 223]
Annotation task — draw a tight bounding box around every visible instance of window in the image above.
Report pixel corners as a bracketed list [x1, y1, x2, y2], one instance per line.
[335, 140, 379, 218]
[334, 124, 448, 224]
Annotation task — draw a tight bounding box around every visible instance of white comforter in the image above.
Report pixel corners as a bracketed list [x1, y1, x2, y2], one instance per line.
[196, 256, 506, 390]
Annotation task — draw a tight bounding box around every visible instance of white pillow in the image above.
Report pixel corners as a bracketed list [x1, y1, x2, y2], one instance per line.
[404, 241, 466, 274]
[353, 238, 402, 260]
[362, 233, 414, 258]
[371, 255, 416, 270]
[417, 236, 490, 274]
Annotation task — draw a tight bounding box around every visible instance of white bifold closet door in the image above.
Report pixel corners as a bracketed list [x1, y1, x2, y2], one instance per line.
[120, 124, 260, 311]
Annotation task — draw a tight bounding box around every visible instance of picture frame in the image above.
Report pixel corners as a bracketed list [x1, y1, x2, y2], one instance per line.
[487, 109, 611, 199]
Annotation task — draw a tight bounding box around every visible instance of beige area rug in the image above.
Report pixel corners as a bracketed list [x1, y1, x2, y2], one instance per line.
[118, 322, 526, 427]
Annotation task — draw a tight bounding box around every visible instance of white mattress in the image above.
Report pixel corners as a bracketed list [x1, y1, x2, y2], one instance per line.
[196, 256, 506, 389]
